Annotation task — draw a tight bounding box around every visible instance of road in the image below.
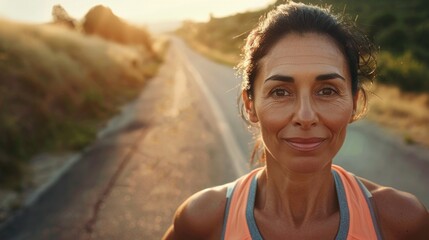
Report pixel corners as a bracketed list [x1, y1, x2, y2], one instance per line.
[1, 37, 428, 240]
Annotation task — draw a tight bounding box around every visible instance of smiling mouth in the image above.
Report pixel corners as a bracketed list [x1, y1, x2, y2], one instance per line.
[284, 138, 326, 152]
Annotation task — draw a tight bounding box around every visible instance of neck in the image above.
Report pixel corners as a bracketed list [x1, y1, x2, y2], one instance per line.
[257, 160, 338, 227]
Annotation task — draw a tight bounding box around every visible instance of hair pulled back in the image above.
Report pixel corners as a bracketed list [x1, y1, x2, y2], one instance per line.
[237, 1, 377, 162]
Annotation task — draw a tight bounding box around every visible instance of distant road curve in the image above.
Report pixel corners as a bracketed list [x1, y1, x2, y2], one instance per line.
[171, 36, 429, 208]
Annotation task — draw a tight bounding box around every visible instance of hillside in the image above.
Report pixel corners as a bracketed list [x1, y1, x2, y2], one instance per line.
[0, 13, 161, 192]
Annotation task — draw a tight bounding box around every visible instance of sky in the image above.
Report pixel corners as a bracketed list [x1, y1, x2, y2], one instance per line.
[0, 0, 273, 24]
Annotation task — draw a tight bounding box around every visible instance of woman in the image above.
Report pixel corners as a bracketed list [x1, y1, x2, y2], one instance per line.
[163, 2, 429, 239]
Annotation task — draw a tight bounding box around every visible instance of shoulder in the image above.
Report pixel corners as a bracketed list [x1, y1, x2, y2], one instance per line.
[358, 177, 429, 239]
[165, 183, 232, 240]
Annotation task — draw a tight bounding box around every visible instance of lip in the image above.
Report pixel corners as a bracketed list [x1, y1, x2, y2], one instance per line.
[284, 137, 326, 152]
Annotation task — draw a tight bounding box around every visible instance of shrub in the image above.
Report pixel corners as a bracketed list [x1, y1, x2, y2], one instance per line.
[414, 22, 429, 51]
[375, 25, 409, 53]
[377, 51, 429, 92]
[368, 12, 397, 38]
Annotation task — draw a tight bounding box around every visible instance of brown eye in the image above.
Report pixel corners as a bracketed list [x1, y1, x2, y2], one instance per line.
[272, 88, 290, 97]
[317, 88, 337, 96]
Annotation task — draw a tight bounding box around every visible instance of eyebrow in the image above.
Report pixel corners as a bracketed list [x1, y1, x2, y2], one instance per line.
[264, 73, 346, 83]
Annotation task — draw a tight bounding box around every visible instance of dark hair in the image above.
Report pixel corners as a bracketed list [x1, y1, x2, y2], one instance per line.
[237, 1, 377, 163]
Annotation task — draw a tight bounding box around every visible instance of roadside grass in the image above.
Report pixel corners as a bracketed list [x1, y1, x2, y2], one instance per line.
[367, 84, 429, 147]
[178, 34, 240, 67]
[0, 18, 163, 190]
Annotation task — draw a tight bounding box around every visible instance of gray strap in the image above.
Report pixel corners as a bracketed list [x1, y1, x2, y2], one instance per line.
[221, 182, 237, 240]
[246, 175, 264, 240]
[332, 170, 350, 240]
[354, 176, 384, 240]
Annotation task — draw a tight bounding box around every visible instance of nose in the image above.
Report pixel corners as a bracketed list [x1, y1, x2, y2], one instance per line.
[292, 94, 318, 129]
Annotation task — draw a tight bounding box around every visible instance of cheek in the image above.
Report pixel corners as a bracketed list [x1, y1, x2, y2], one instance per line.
[317, 98, 354, 131]
[256, 102, 294, 134]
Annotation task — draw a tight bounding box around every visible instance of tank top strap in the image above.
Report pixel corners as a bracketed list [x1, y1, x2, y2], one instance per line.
[332, 169, 351, 240]
[332, 164, 383, 240]
[245, 175, 263, 239]
[353, 175, 383, 240]
[221, 182, 237, 240]
[221, 168, 262, 240]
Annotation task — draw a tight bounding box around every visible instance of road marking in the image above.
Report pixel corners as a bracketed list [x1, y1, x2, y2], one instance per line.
[173, 44, 248, 177]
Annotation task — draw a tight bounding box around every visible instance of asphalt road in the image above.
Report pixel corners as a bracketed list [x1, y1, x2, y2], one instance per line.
[1, 37, 428, 240]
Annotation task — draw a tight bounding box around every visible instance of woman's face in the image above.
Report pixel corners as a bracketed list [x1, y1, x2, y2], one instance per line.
[245, 33, 356, 173]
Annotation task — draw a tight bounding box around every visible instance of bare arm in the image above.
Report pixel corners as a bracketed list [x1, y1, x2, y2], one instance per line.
[162, 185, 228, 240]
[377, 188, 429, 239]
[361, 178, 429, 239]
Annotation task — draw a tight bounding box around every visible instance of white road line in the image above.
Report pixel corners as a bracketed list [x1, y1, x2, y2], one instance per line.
[174, 45, 248, 177]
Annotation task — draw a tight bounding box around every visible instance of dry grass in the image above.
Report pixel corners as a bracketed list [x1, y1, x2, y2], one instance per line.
[180, 37, 239, 66]
[366, 84, 429, 146]
[0, 18, 161, 189]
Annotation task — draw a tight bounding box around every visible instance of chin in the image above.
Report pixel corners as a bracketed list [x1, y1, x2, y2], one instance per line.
[266, 150, 333, 174]
[287, 156, 332, 174]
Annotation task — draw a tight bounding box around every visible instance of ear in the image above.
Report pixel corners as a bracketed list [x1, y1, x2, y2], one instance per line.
[242, 90, 259, 123]
[350, 90, 359, 123]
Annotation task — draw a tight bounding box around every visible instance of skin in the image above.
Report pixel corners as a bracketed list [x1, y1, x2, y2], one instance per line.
[163, 33, 429, 240]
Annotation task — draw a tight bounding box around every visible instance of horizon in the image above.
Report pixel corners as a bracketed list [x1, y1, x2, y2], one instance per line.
[0, 0, 273, 25]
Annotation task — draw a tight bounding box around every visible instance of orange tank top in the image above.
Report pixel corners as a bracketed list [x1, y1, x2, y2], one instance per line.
[221, 165, 382, 240]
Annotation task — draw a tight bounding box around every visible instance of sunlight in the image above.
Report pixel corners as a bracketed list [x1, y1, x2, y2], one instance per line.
[0, 0, 273, 23]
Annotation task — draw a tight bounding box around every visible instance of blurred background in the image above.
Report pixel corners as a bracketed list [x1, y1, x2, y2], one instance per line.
[0, 0, 428, 239]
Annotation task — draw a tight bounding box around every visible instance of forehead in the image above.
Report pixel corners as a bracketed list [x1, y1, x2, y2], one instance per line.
[259, 33, 348, 77]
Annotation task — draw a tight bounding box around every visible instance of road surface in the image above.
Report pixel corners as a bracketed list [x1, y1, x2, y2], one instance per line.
[0, 36, 428, 240]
